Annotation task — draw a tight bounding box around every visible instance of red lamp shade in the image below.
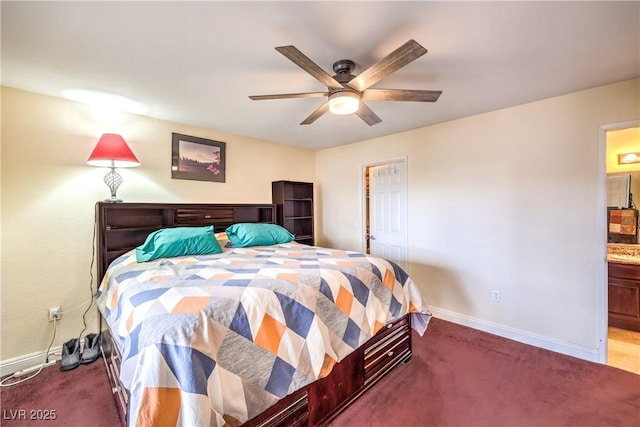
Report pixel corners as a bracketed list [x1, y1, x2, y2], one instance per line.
[87, 133, 140, 168]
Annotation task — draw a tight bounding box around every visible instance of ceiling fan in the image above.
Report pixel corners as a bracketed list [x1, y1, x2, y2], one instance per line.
[249, 39, 442, 126]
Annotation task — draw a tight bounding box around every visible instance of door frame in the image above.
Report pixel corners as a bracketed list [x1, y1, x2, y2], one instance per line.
[597, 119, 640, 363]
[360, 156, 408, 267]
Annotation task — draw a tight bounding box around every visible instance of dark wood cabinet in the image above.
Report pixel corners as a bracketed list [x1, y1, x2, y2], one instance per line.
[272, 181, 314, 245]
[608, 262, 640, 332]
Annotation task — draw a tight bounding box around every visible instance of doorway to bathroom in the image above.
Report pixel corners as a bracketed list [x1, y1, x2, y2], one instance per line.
[601, 120, 640, 374]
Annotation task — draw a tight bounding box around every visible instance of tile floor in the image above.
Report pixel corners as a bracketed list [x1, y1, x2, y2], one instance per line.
[607, 327, 640, 375]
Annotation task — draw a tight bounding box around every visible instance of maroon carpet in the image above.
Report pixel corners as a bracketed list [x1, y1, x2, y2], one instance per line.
[1, 319, 638, 427]
[328, 318, 640, 427]
[0, 359, 120, 427]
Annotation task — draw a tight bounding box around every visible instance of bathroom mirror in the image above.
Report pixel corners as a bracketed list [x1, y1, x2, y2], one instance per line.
[606, 174, 631, 209]
[607, 171, 640, 244]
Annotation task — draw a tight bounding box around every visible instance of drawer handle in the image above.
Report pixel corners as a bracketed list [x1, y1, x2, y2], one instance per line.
[387, 351, 394, 357]
[205, 215, 212, 219]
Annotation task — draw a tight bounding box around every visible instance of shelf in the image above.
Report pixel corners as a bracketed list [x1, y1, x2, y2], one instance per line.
[273, 181, 314, 246]
[105, 225, 163, 231]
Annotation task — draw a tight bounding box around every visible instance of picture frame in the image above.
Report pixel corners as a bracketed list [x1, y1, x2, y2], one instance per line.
[171, 133, 226, 183]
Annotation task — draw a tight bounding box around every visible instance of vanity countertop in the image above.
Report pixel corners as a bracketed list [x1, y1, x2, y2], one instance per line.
[607, 254, 640, 265]
[607, 243, 640, 265]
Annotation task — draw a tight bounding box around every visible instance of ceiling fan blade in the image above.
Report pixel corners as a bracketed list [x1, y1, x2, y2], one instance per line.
[355, 102, 382, 126]
[276, 46, 343, 90]
[348, 40, 428, 92]
[300, 101, 330, 125]
[361, 89, 442, 102]
[249, 92, 327, 100]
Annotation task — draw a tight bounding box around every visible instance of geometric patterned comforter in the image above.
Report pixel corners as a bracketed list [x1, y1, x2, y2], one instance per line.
[97, 241, 431, 427]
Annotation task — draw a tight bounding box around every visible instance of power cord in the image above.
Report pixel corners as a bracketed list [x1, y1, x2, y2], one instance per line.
[0, 318, 58, 387]
[59, 298, 93, 316]
[77, 214, 97, 342]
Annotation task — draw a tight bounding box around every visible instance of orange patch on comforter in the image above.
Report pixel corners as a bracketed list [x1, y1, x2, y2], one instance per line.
[136, 387, 181, 427]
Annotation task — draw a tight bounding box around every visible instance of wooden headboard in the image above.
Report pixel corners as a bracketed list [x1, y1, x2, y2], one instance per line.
[95, 202, 275, 281]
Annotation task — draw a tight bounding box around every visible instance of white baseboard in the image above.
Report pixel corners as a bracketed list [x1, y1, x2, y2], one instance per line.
[429, 307, 601, 363]
[0, 346, 61, 377]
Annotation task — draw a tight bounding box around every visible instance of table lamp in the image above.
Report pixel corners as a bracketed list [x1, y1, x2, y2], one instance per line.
[87, 133, 140, 202]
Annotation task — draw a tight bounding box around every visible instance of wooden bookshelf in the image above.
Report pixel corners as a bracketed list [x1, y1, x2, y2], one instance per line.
[272, 181, 314, 245]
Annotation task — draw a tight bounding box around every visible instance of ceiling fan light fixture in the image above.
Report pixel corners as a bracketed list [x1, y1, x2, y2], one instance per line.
[328, 92, 360, 115]
[250, 40, 439, 125]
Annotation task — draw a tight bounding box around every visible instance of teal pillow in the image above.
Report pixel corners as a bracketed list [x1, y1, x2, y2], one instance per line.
[225, 223, 294, 248]
[135, 225, 222, 262]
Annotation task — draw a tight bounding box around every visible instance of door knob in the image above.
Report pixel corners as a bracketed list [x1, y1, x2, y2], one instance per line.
[370, 235, 376, 240]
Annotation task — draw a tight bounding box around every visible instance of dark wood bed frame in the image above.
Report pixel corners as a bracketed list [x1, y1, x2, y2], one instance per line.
[96, 202, 413, 427]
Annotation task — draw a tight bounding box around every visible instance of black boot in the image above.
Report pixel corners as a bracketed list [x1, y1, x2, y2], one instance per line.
[60, 338, 80, 371]
[80, 333, 100, 364]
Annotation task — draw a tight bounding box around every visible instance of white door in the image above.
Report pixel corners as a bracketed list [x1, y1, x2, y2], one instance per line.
[368, 160, 407, 267]
[607, 175, 630, 208]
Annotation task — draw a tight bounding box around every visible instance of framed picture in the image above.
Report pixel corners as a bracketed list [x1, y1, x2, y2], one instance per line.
[171, 133, 226, 183]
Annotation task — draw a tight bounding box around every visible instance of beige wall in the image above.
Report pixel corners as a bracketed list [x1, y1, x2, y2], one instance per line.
[0, 87, 315, 360]
[2, 79, 639, 364]
[316, 79, 639, 356]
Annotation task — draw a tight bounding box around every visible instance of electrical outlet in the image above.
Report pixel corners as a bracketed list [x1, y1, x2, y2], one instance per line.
[491, 290, 501, 302]
[48, 306, 61, 321]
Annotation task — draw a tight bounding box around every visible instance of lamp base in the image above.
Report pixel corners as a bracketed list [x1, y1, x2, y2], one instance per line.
[103, 167, 124, 203]
[103, 196, 123, 203]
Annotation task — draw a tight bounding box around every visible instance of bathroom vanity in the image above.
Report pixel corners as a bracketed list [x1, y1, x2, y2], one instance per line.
[607, 244, 640, 332]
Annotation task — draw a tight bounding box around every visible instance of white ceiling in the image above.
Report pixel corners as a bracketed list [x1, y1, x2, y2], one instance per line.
[2, 1, 639, 150]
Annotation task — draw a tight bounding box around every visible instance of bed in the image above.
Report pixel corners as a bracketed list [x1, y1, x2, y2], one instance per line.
[95, 202, 430, 427]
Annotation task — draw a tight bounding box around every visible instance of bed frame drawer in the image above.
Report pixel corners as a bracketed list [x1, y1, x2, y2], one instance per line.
[369, 315, 408, 343]
[363, 315, 411, 384]
[248, 388, 308, 427]
[100, 328, 128, 427]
